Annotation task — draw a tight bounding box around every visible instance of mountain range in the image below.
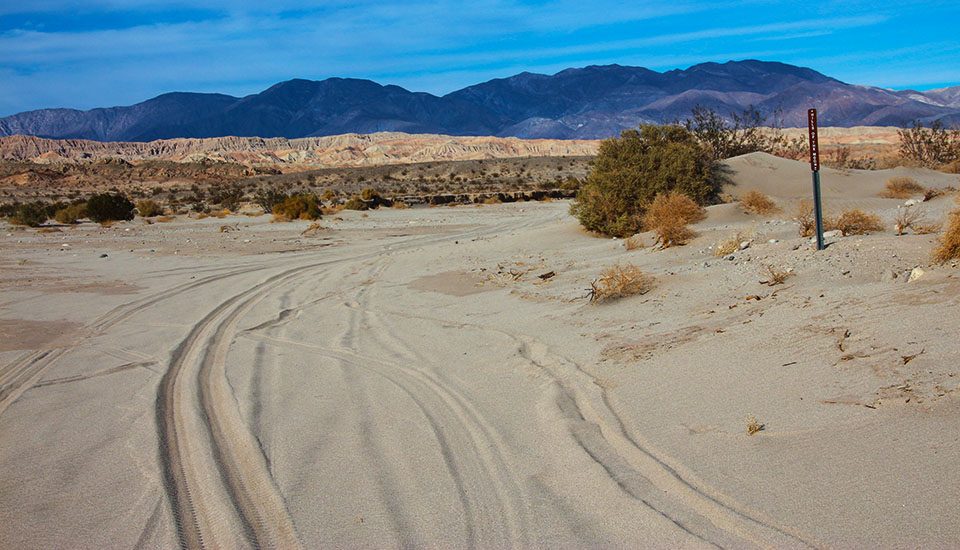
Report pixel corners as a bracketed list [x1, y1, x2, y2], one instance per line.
[2, 60, 959, 142]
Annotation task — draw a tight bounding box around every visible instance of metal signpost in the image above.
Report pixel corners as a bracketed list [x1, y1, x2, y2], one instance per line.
[807, 108, 825, 250]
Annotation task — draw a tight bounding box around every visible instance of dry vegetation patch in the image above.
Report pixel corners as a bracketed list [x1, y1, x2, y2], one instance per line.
[759, 264, 792, 286]
[746, 416, 765, 435]
[880, 177, 925, 199]
[624, 234, 645, 250]
[643, 192, 705, 248]
[829, 209, 884, 235]
[715, 231, 748, 257]
[933, 210, 960, 263]
[740, 190, 780, 215]
[588, 264, 654, 303]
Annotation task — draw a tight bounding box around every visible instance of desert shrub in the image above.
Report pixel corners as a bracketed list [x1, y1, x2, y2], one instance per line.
[880, 177, 925, 199]
[156, 215, 175, 223]
[642, 192, 705, 248]
[54, 202, 87, 224]
[682, 105, 786, 160]
[828, 209, 883, 235]
[272, 194, 321, 221]
[740, 190, 780, 215]
[794, 200, 816, 237]
[343, 196, 368, 211]
[136, 199, 163, 217]
[10, 202, 49, 227]
[86, 193, 134, 223]
[588, 264, 654, 303]
[392, 201, 409, 209]
[933, 210, 960, 263]
[571, 125, 720, 237]
[894, 207, 926, 235]
[898, 121, 959, 168]
[254, 189, 289, 212]
[624, 234, 645, 250]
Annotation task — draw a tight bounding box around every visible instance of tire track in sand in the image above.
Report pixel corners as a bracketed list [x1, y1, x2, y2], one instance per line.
[157, 262, 321, 550]
[0, 263, 273, 417]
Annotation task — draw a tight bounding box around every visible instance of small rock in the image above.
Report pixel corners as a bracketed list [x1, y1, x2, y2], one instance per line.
[792, 244, 801, 251]
[724, 254, 736, 261]
[881, 270, 898, 282]
[767, 239, 779, 244]
[739, 241, 751, 250]
[99, 253, 108, 258]
[904, 198, 921, 207]
[61, 243, 70, 248]
[908, 267, 925, 282]
[243, 239, 251, 243]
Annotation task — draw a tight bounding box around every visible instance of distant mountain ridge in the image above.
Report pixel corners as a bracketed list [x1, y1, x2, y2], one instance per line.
[2, 60, 959, 141]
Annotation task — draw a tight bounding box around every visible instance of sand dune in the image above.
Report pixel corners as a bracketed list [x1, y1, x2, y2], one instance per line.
[1, 156, 958, 548]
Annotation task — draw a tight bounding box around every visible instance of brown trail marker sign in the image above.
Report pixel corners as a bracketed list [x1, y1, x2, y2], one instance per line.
[808, 108, 825, 250]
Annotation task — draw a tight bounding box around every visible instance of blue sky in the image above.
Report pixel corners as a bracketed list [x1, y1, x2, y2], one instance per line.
[1, 0, 959, 116]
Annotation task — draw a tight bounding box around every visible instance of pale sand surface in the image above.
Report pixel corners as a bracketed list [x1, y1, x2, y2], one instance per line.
[1, 153, 959, 548]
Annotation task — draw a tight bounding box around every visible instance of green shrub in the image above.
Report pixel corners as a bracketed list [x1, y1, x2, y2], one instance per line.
[272, 194, 321, 221]
[254, 189, 288, 212]
[571, 125, 720, 237]
[86, 193, 135, 223]
[135, 199, 163, 217]
[54, 203, 88, 224]
[10, 202, 49, 227]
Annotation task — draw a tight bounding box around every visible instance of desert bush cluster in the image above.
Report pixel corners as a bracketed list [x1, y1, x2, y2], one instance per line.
[272, 194, 322, 221]
[794, 202, 884, 237]
[571, 125, 720, 237]
[898, 121, 960, 168]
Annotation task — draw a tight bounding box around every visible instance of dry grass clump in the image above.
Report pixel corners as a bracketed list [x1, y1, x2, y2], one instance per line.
[829, 209, 884, 235]
[759, 264, 792, 286]
[714, 231, 747, 257]
[642, 192, 705, 248]
[740, 190, 780, 215]
[746, 416, 765, 436]
[880, 177, 925, 199]
[482, 196, 502, 205]
[624, 234, 645, 250]
[156, 215, 175, 223]
[932, 210, 960, 263]
[588, 264, 654, 303]
[391, 201, 410, 209]
[37, 227, 61, 234]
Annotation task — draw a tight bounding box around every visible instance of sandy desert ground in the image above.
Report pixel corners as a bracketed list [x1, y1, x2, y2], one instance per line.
[1, 153, 959, 548]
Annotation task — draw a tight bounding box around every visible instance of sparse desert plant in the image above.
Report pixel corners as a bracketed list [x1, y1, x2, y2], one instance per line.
[643, 191, 706, 248]
[894, 207, 925, 235]
[54, 202, 87, 224]
[913, 222, 942, 235]
[301, 222, 324, 236]
[86, 192, 135, 223]
[254, 189, 289, 212]
[829, 209, 884, 235]
[483, 196, 502, 205]
[136, 199, 163, 217]
[392, 200, 409, 209]
[932, 210, 960, 263]
[10, 202, 49, 227]
[571, 125, 720, 237]
[624, 234, 645, 250]
[740, 190, 780, 215]
[898, 121, 959, 168]
[880, 177, 925, 199]
[587, 264, 654, 303]
[272, 194, 321, 221]
[759, 264, 792, 286]
[794, 200, 816, 237]
[715, 232, 746, 257]
[156, 215, 175, 223]
[746, 415, 765, 435]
